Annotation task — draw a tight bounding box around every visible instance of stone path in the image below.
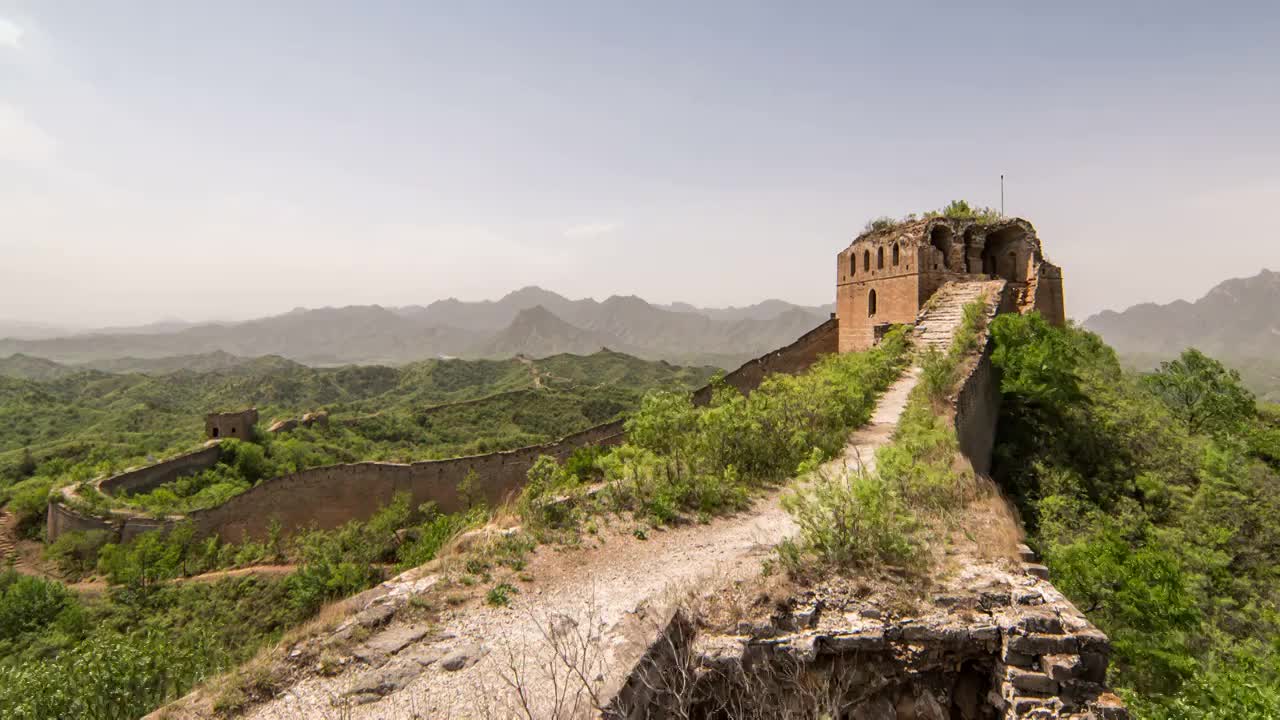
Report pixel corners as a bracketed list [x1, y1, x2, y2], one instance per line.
[244, 367, 924, 720]
[913, 279, 1005, 350]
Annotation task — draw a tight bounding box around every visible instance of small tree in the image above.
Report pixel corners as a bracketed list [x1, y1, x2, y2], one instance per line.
[1144, 349, 1255, 435]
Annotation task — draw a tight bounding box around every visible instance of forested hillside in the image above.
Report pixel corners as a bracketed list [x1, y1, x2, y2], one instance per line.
[0, 350, 716, 522]
[989, 314, 1280, 718]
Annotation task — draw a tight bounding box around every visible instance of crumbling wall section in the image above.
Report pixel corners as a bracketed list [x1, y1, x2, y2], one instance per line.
[604, 574, 1129, 719]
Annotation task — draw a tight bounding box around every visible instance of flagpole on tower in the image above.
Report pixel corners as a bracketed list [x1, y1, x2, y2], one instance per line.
[1000, 174, 1005, 217]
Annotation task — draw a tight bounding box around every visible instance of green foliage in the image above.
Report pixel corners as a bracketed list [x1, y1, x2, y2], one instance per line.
[0, 575, 303, 720]
[0, 570, 77, 643]
[44, 529, 111, 580]
[925, 199, 1002, 223]
[919, 299, 989, 402]
[3, 475, 52, 531]
[486, 582, 517, 607]
[0, 351, 717, 502]
[989, 312, 1280, 716]
[396, 503, 486, 569]
[780, 467, 922, 571]
[1144, 349, 1256, 435]
[863, 216, 899, 233]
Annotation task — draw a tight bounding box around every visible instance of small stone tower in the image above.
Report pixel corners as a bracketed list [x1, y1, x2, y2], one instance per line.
[205, 408, 259, 440]
[835, 216, 1064, 352]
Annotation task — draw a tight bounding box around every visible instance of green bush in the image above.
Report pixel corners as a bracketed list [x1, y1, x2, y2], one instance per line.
[780, 468, 922, 571]
[44, 529, 111, 580]
[989, 312, 1280, 713]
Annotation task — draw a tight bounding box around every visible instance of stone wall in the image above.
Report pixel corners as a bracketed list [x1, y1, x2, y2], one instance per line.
[48, 319, 839, 545]
[952, 337, 1002, 477]
[187, 420, 625, 542]
[98, 444, 222, 497]
[692, 317, 838, 405]
[45, 501, 117, 540]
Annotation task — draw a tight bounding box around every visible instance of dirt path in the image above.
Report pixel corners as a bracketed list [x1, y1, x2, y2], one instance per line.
[518, 355, 544, 389]
[247, 368, 921, 720]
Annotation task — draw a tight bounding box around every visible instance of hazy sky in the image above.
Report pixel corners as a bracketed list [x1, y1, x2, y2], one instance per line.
[2, 1, 1278, 328]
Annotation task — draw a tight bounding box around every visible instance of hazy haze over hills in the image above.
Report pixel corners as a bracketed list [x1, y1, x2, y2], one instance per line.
[1084, 269, 1280, 402]
[1084, 269, 1280, 359]
[0, 287, 832, 368]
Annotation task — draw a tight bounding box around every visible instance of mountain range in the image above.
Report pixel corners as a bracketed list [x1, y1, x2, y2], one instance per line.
[1084, 269, 1280, 359]
[0, 287, 833, 369]
[1084, 269, 1280, 402]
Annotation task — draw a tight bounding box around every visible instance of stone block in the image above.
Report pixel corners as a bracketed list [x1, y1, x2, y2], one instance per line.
[822, 629, 887, 653]
[1039, 653, 1082, 682]
[1016, 609, 1064, 635]
[1006, 632, 1078, 656]
[1002, 665, 1059, 694]
[1024, 563, 1051, 580]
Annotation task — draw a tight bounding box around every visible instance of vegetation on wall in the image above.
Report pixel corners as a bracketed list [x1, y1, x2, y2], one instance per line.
[514, 330, 911, 535]
[860, 200, 1003, 235]
[989, 312, 1280, 718]
[779, 299, 989, 573]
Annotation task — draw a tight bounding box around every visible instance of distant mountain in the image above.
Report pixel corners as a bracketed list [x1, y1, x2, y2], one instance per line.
[0, 286, 831, 369]
[0, 306, 480, 366]
[0, 353, 77, 381]
[1084, 269, 1280, 358]
[0, 320, 74, 341]
[474, 306, 626, 358]
[658, 298, 834, 323]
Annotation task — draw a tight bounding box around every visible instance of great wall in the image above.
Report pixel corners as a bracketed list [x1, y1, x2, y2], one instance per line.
[45, 317, 840, 545]
[44, 215, 1126, 718]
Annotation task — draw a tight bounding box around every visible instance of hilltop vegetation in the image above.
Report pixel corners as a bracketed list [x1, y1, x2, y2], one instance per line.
[0, 350, 716, 527]
[989, 313, 1280, 718]
[1085, 269, 1280, 402]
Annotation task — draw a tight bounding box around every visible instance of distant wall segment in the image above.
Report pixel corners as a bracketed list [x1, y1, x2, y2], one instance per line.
[48, 319, 840, 544]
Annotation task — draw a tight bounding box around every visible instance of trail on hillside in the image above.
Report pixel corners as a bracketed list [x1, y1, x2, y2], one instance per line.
[245, 368, 922, 720]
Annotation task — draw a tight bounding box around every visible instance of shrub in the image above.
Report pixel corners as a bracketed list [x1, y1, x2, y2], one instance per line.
[486, 582, 517, 607]
[0, 570, 78, 643]
[44, 530, 111, 580]
[780, 469, 922, 571]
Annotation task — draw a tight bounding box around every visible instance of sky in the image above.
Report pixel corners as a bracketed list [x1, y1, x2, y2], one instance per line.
[2, 1, 1278, 328]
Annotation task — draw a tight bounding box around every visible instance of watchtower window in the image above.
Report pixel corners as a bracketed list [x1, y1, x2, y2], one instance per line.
[892, 243, 900, 266]
[876, 247, 884, 269]
[863, 250, 870, 272]
[867, 289, 877, 317]
[850, 255, 856, 277]
[230, 426, 237, 435]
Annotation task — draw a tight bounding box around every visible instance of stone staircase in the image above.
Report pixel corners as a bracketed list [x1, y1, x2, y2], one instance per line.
[913, 279, 1006, 350]
[0, 510, 19, 566]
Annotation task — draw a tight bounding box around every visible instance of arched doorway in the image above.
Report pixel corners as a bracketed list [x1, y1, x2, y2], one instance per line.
[867, 289, 877, 317]
[982, 227, 1027, 282]
[929, 225, 954, 270]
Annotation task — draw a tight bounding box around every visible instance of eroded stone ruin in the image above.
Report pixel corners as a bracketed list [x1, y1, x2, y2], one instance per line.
[837, 217, 1064, 352]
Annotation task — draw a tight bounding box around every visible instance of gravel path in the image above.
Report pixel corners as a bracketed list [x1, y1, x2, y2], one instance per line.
[249, 368, 921, 720]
